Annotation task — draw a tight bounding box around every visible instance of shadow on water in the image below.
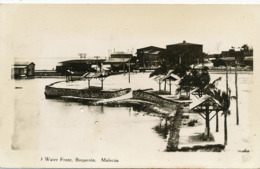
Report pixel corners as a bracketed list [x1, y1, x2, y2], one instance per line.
[152, 119, 169, 140]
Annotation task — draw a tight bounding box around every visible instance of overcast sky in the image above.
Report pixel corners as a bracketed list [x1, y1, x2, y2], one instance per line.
[1, 4, 259, 69]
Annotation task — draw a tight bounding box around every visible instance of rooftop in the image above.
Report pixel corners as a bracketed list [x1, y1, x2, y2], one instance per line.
[137, 46, 166, 50]
[111, 52, 132, 55]
[14, 61, 34, 66]
[105, 58, 131, 63]
[167, 40, 203, 47]
[60, 59, 106, 64]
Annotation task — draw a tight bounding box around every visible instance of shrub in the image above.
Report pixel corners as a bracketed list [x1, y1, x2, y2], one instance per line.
[188, 119, 198, 127]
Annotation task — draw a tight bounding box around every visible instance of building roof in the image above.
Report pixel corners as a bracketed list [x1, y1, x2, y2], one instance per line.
[137, 46, 166, 50]
[190, 96, 222, 110]
[167, 41, 203, 47]
[60, 59, 106, 64]
[82, 72, 108, 79]
[14, 62, 34, 66]
[111, 52, 132, 56]
[153, 72, 180, 82]
[137, 46, 165, 55]
[105, 58, 131, 63]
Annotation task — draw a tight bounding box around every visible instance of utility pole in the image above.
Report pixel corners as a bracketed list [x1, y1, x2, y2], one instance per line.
[128, 56, 131, 83]
[232, 46, 240, 125]
[235, 54, 239, 125]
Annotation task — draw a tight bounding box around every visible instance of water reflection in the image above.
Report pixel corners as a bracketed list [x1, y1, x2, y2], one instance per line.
[152, 118, 169, 140]
[13, 78, 167, 152]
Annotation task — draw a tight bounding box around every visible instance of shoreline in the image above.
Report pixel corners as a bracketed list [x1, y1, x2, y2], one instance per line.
[45, 85, 225, 152]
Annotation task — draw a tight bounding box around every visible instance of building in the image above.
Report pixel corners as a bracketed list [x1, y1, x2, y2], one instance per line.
[243, 56, 253, 69]
[136, 46, 165, 70]
[104, 52, 134, 72]
[110, 52, 132, 59]
[12, 62, 35, 79]
[34, 70, 61, 77]
[56, 58, 106, 75]
[166, 41, 203, 68]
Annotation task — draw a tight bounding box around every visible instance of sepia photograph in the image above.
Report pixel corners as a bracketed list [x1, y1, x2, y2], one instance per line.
[0, 2, 259, 168]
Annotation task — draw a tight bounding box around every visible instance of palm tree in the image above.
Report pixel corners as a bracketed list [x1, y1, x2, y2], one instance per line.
[206, 87, 235, 145]
[175, 73, 193, 99]
[220, 90, 232, 145]
[203, 77, 222, 131]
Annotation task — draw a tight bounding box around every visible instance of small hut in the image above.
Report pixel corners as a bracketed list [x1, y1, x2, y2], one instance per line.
[190, 96, 222, 140]
[82, 72, 108, 90]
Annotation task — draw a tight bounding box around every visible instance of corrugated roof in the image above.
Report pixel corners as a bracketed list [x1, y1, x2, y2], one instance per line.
[105, 58, 130, 63]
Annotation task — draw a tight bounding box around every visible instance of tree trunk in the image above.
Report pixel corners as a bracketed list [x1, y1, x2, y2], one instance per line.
[164, 79, 167, 90]
[235, 64, 239, 125]
[224, 112, 228, 145]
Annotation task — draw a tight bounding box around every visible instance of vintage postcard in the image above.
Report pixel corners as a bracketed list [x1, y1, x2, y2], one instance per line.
[0, 3, 259, 168]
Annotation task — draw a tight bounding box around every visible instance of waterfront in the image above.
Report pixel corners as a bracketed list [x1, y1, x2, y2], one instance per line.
[12, 71, 253, 153]
[13, 77, 167, 153]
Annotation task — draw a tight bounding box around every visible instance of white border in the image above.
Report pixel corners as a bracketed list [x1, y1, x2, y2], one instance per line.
[1, 0, 260, 4]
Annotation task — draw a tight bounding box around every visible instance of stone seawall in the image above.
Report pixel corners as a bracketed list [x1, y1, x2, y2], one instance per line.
[45, 85, 131, 99]
[166, 108, 184, 151]
[132, 90, 181, 110]
[177, 144, 225, 152]
[132, 90, 186, 151]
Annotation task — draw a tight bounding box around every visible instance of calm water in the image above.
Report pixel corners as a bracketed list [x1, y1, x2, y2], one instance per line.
[13, 72, 253, 153]
[13, 78, 168, 153]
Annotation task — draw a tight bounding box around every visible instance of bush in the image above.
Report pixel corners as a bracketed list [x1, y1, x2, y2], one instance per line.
[188, 119, 198, 127]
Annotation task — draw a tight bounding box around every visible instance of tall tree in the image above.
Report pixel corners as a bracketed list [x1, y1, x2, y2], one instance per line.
[206, 88, 234, 145]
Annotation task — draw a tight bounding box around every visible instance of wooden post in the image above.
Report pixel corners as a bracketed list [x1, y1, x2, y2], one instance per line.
[101, 78, 104, 90]
[88, 79, 90, 88]
[128, 59, 131, 83]
[205, 104, 210, 139]
[169, 79, 172, 95]
[216, 110, 219, 132]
